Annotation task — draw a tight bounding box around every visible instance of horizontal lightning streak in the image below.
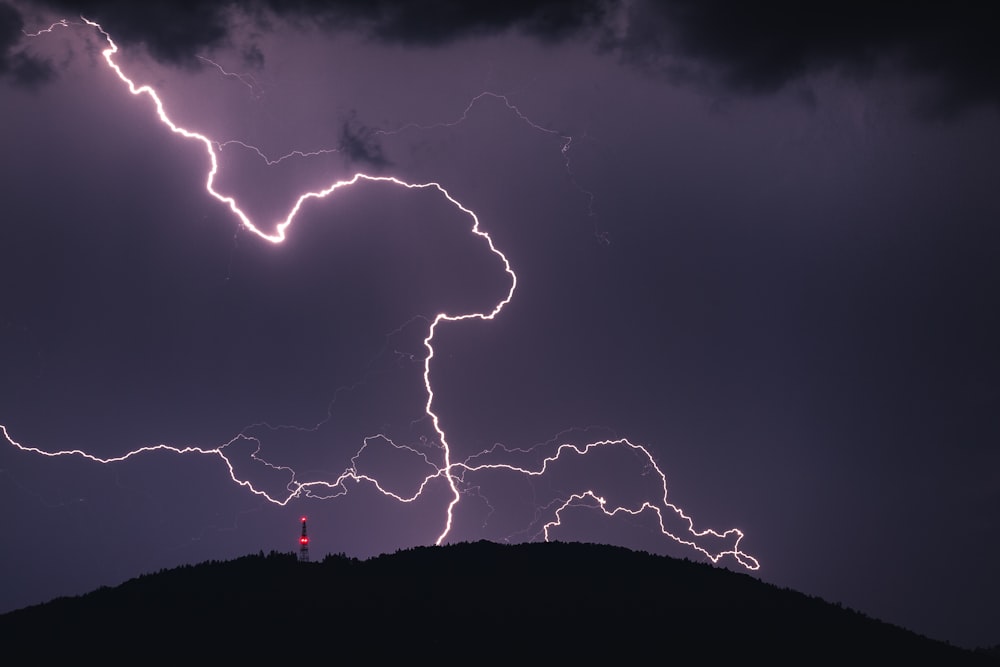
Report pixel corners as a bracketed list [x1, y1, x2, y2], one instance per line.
[378, 91, 600, 224]
[456, 439, 758, 568]
[215, 139, 341, 166]
[21, 18, 71, 37]
[196, 55, 263, 98]
[3, 17, 756, 570]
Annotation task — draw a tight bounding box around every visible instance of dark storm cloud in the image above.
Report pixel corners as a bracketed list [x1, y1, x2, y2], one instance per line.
[612, 1, 1000, 118]
[338, 110, 391, 170]
[0, 2, 53, 86]
[0, 3, 23, 55]
[292, 0, 1000, 117]
[4, 49, 54, 85]
[255, 0, 608, 45]
[32, 0, 607, 59]
[241, 42, 263, 68]
[39, 0, 232, 64]
[25, 0, 1000, 112]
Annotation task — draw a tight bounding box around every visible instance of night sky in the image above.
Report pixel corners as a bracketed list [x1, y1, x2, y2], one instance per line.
[2, 0, 998, 649]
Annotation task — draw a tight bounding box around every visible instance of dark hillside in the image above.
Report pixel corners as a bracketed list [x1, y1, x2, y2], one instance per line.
[1, 541, 994, 664]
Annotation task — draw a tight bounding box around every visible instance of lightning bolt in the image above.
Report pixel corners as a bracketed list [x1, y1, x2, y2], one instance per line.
[377, 90, 606, 242]
[20, 17, 71, 37]
[4, 16, 757, 571]
[196, 55, 263, 99]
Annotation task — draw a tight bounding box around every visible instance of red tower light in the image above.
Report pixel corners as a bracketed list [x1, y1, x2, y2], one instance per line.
[298, 516, 310, 562]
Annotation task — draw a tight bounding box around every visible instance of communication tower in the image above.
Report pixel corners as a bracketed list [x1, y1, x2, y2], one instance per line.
[298, 516, 310, 562]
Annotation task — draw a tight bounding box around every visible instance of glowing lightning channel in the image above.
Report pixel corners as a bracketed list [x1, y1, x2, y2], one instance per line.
[377, 91, 606, 242]
[4, 17, 757, 570]
[14, 15, 515, 543]
[20, 18, 71, 37]
[214, 139, 342, 166]
[454, 439, 758, 569]
[196, 55, 263, 99]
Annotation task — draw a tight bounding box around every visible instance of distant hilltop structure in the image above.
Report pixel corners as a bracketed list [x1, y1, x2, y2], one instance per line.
[298, 516, 310, 563]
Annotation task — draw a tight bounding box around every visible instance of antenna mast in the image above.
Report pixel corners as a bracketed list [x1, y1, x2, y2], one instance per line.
[298, 516, 310, 562]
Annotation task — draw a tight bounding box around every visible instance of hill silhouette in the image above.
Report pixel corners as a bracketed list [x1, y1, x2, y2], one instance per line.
[1, 541, 995, 663]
